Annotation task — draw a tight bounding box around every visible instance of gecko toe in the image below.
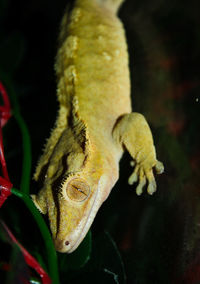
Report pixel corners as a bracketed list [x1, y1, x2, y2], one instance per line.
[128, 164, 146, 195]
[130, 160, 135, 167]
[147, 177, 157, 195]
[155, 160, 164, 174]
[136, 177, 146, 195]
[128, 165, 139, 185]
[145, 169, 157, 195]
[135, 169, 146, 195]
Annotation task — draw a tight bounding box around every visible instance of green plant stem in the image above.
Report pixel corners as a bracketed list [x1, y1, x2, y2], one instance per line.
[11, 187, 59, 284]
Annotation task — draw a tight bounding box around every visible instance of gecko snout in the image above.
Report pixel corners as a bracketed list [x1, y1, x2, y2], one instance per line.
[54, 238, 71, 253]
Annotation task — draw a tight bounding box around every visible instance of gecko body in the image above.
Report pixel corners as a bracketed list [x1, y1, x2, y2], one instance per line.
[32, 0, 164, 253]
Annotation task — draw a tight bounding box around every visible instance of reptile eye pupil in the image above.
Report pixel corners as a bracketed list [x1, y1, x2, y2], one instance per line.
[66, 178, 90, 202]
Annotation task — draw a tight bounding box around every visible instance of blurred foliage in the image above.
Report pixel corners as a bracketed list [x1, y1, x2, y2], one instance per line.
[0, 31, 26, 74]
[0, 0, 200, 283]
[0, 222, 30, 283]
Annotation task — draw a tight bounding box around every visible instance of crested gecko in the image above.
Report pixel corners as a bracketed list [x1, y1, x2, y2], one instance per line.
[32, 0, 164, 253]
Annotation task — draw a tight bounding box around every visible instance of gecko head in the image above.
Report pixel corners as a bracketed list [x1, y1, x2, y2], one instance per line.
[51, 173, 110, 253]
[32, 171, 111, 253]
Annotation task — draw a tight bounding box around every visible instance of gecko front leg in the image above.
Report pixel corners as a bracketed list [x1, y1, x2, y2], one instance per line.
[113, 113, 164, 195]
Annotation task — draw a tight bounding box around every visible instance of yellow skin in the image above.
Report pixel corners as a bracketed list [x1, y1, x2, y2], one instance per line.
[32, 0, 164, 253]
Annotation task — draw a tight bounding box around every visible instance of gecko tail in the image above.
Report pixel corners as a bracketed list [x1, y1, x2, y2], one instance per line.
[97, 0, 125, 13]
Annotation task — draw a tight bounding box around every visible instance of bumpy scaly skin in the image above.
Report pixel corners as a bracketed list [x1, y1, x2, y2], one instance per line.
[32, 0, 164, 253]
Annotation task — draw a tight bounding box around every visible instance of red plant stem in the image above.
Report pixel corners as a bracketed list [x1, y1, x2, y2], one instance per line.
[1, 221, 52, 284]
[0, 177, 12, 207]
[0, 124, 9, 181]
[0, 81, 12, 207]
[0, 82, 11, 179]
[0, 81, 11, 127]
[0, 82, 11, 110]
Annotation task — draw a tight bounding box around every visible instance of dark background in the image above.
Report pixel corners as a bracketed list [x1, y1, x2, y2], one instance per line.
[0, 0, 200, 283]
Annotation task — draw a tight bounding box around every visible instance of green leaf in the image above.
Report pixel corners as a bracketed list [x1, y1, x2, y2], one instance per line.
[92, 231, 126, 284]
[71, 270, 119, 284]
[59, 230, 92, 272]
[103, 268, 120, 284]
[67, 231, 126, 284]
[0, 32, 26, 74]
[83, 231, 126, 284]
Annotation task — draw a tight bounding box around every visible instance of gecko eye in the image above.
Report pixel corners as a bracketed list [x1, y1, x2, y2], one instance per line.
[66, 178, 90, 202]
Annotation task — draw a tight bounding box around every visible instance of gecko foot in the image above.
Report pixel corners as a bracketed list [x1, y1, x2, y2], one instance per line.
[128, 160, 164, 196]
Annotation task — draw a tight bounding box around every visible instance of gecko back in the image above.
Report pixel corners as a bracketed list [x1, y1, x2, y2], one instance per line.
[96, 0, 125, 12]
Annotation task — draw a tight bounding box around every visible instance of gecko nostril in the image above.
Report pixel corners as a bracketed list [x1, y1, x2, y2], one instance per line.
[65, 240, 70, 246]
